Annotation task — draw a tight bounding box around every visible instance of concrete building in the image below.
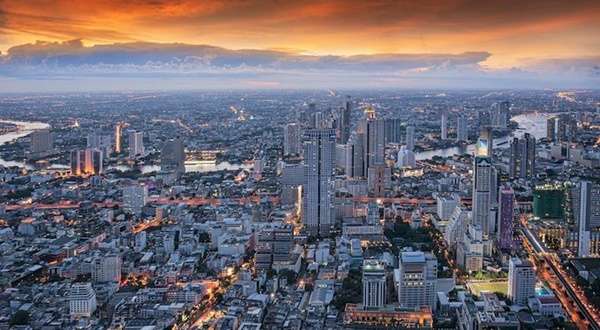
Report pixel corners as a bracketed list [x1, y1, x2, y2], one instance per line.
[30, 128, 53, 156]
[128, 131, 144, 158]
[69, 283, 97, 318]
[395, 251, 437, 309]
[303, 128, 336, 236]
[284, 123, 301, 155]
[362, 259, 386, 309]
[497, 186, 515, 251]
[123, 184, 148, 216]
[578, 181, 600, 257]
[91, 254, 122, 283]
[509, 133, 536, 179]
[456, 114, 468, 142]
[161, 137, 185, 176]
[405, 125, 415, 151]
[508, 257, 536, 305]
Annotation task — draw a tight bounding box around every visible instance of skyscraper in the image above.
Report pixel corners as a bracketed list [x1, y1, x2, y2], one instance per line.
[338, 96, 352, 144]
[477, 127, 493, 157]
[30, 128, 53, 156]
[303, 128, 336, 237]
[384, 118, 403, 144]
[396, 251, 438, 309]
[456, 114, 468, 142]
[91, 254, 122, 283]
[440, 111, 448, 140]
[472, 157, 494, 237]
[362, 259, 386, 309]
[284, 123, 301, 155]
[405, 125, 415, 151]
[578, 181, 600, 257]
[360, 106, 385, 173]
[69, 283, 97, 318]
[345, 133, 364, 178]
[70, 149, 103, 176]
[508, 257, 536, 305]
[128, 131, 144, 158]
[509, 133, 536, 179]
[491, 101, 510, 128]
[497, 186, 515, 251]
[161, 137, 185, 176]
[114, 123, 122, 153]
[546, 117, 556, 142]
[367, 164, 391, 197]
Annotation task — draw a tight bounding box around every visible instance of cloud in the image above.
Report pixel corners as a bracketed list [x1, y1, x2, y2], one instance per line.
[0, 40, 597, 91]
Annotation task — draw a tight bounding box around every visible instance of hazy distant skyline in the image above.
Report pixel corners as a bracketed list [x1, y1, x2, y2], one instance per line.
[1, 0, 599, 91]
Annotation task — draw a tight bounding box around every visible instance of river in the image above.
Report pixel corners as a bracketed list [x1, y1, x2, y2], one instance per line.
[0, 112, 550, 169]
[415, 112, 550, 160]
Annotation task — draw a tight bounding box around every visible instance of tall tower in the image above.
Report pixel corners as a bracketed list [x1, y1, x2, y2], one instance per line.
[303, 129, 336, 237]
[456, 114, 468, 142]
[406, 125, 415, 151]
[338, 96, 352, 144]
[114, 123, 122, 153]
[360, 106, 385, 176]
[578, 181, 600, 257]
[441, 111, 448, 140]
[498, 186, 515, 251]
[397, 251, 438, 308]
[472, 157, 494, 237]
[477, 127, 493, 158]
[128, 131, 144, 159]
[362, 260, 386, 309]
[509, 133, 536, 179]
[161, 137, 185, 176]
[346, 132, 364, 178]
[284, 123, 301, 155]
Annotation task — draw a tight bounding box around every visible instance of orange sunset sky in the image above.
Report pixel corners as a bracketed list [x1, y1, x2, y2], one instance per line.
[1, 0, 599, 68]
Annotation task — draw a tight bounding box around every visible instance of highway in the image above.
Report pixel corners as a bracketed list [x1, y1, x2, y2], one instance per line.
[521, 220, 600, 330]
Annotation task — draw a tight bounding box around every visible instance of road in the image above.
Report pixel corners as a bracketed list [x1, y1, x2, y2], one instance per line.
[521, 217, 600, 330]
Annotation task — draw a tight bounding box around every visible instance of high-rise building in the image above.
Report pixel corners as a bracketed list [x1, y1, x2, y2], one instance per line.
[284, 123, 301, 155]
[456, 114, 468, 142]
[69, 283, 97, 318]
[91, 254, 122, 283]
[440, 111, 448, 140]
[70, 149, 103, 176]
[362, 259, 386, 309]
[30, 128, 53, 156]
[508, 257, 536, 305]
[477, 127, 493, 157]
[555, 114, 577, 143]
[396, 251, 437, 309]
[497, 186, 515, 251]
[360, 107, 385, 173]
[161, 137, 185, 175]
[338, 97, 352, 144]
[128, 131, 144, 158]
[123, 184, 148, 216]
[491, 101, 510, 128]
[546, 117, 556, 142]
[472, 157, 494, 237]
[346, 133, 365, 178]
[509, 133, 536, 179]
[578, 181, 600, 257]
[396, 146, 416, 168]
[114, 123, 122, 153]
[367, 164, 391, 197]
[405, 125, 415, 151]
[384, 118, 403, 144]
[303, 129, 336, 237]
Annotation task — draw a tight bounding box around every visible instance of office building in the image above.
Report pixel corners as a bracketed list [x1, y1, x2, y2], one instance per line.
[128, 131, 144, 158]
[284, 123, 301, 155]
[456, 114, 468, 142]
[70, 148, 103, 176]
[440, 111, 448, 140]
[508, 257, 536, 305]
[436, 194, 459, 221]
[123, 184, 148, 216]
[303, 129, 336, 236]
[30, 128, 53, 156]
[491, 101, 510, 128]
[477, 127, 493, 157]
[362, 259, 386, 309]
[69, 283, 97, 318]
[396, 146, 416, 168]
[578, 181, 600, 257]
[405, 125, 415, 151]
[384, 118, 403, 144]
[497, 186, 515, 251]
[338, 97, 352, 144]
[509, 133, 536, 179]
[395, 251, 437, 309]
[161, 137, 185, 175]
[114, 123, 122, 153]
[472, 157, 494, 237]
[91, 254, 122, 283]
[546, 117, 556, 142]
[360, 106, 385, 173]
[346, 133, 365, 178]
[367, 164, 391, 197]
